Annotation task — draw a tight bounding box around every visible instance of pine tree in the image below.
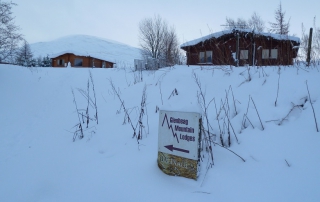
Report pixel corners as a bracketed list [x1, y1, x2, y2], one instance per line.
[269, 2, 290, 35]
[42, 54, 51, 67]
[36, 56, 42, 67]
[15, 40, 33, 66]
[29, 58, 36, 67]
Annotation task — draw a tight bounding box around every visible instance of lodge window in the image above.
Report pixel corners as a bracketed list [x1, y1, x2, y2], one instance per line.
[199, 52, 205, 63]
[57, 59, 64, 66]
[262, 49, 278, 59]
[199, 51, 212, 63]
[262, 49, 269, 59]
[206, 51, 212, 63]
[240, 50, 248, 60]
[74, 58, 83, 67]
[270, 49, 278, 59]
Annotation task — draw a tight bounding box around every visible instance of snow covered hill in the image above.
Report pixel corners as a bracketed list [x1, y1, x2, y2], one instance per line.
[1, 64, 320, 201]
[30, 35, 142, 67]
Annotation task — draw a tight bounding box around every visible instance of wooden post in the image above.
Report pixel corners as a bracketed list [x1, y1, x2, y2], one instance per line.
[306, 28, 313, 66]
[252, 42, 256, 66]
[251, 30, 255, 66]
[236, 32, 239, 67]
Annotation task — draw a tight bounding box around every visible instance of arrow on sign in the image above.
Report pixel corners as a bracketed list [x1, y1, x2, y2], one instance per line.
[164, 145, 189, 153]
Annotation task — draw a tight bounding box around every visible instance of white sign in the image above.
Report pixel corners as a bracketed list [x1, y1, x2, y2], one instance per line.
[158, 110, 201, 160]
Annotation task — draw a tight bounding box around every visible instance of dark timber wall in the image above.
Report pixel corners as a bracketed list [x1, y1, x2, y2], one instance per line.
[182, 31, 299, 66]
[51, 53, 114, 68]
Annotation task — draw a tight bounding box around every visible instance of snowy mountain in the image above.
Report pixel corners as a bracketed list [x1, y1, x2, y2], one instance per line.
[30, 35, 142, 67]
[1, 63, 320, 201]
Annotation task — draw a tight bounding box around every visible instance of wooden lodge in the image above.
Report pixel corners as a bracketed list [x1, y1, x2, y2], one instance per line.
[181, 29, 300, 66]
[51, 52, 114, 68]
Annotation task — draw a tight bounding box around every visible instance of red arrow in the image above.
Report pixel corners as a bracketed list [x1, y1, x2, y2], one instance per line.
[164, 145, 189, 153]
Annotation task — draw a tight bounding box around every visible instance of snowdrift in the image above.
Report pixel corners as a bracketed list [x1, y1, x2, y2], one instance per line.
[1, 64, 320, 202]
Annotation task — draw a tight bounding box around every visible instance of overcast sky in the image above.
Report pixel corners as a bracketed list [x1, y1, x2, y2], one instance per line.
[13, 0, 319, 48]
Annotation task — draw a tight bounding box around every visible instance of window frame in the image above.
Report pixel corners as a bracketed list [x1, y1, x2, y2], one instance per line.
[240, 50, 248, 60]
[74, 58, 83, 67]
[199, 52, 205, 63]
[199, 51, 213, 64]
[262, 49, 269, 59]
[206, 51, 213, 63]
[57, 59, 64, 66]
[270, 49, 278, 59]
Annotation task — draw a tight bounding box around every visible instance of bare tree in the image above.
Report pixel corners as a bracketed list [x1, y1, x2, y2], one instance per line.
[139, 15, 165, 59]
[0, 1, 23, 63]
[225, 17, 249, 29]
[15, 39, 33, 66]
[225, 13, 264, 32]
[315, 28, 320, 61]
[225, 17, 235, 29]
[300, 18, 320, 61]
[162, 26, 180, 66]
[300, 23, 309, 58]
[269, 2, 290, 35]
[248, 12, 265, 32]
[138, 15, 181, 66]
[310, 18, 320, 62]
[237, 18, 249, 29]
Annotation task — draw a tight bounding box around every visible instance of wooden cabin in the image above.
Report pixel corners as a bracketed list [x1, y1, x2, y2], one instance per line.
[181, 29, 300, 66]
[51, 52, 114, 68]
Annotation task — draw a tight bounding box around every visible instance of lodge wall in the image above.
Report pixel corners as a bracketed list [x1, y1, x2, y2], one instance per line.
[183, 32, 299, 66]
[51, 53, 113, 68]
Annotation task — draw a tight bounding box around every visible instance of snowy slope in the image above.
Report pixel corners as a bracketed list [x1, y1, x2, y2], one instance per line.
[30, 35, 142, 66]
[1, 64, 320, 202]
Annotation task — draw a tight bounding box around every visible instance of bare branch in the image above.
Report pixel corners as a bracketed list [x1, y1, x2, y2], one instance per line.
[251, 96, 265, 130]
[306, 80, 319, 132]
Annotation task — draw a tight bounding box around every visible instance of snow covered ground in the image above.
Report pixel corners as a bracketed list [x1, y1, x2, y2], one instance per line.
[1, 64, 320, 201]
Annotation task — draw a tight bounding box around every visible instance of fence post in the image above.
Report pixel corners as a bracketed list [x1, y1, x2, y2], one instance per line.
[236, 32, 239, 67]
[306, 28, 313, 66]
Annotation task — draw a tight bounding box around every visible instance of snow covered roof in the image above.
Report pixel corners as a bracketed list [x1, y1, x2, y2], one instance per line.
[180, 28, 300, 48]
[30, 35, 142, 66]
[50, 50, 115, 63]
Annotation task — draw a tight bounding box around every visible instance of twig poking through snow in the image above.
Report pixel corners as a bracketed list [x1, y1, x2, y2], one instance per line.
[251, 96, 264, 130]
[221, 98, 239, 144]
[168, 88, 178, 99]
[285, 159, 291, 167]
[71, 89, 84, 141]
[278, 104, 302, 125]
[89, 71, 98, 124]
[207, 139, 245, 162]
[159, 82, 163, 105]
[306, 80, 319, 132]
[200, 163, 212, 187]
